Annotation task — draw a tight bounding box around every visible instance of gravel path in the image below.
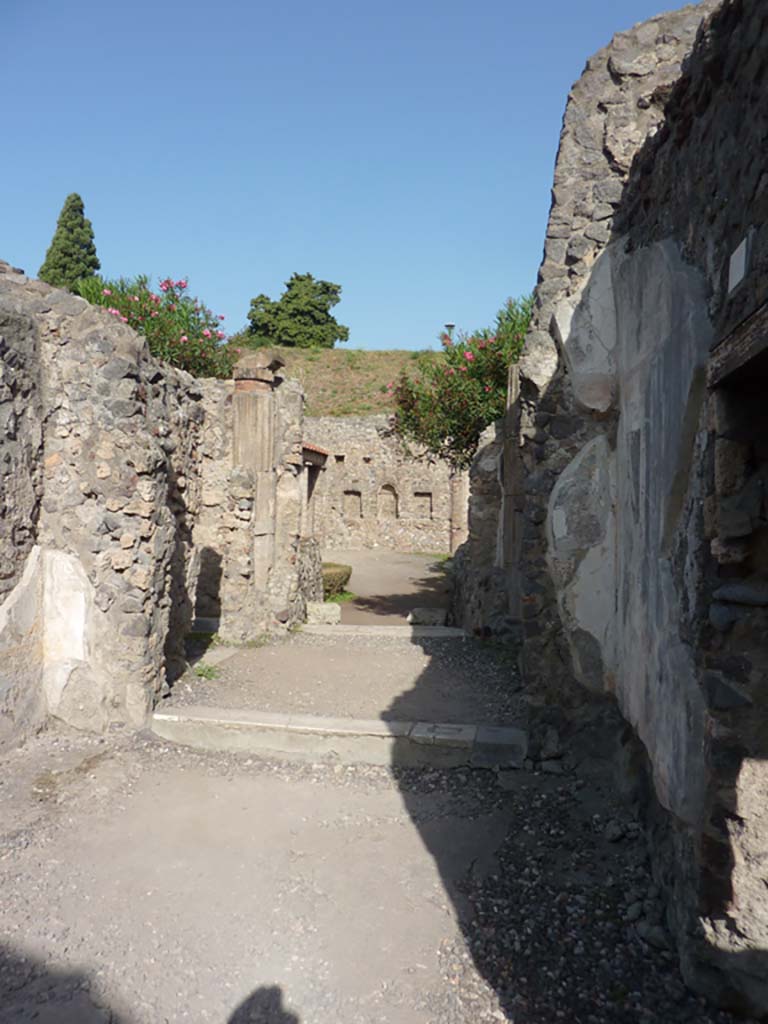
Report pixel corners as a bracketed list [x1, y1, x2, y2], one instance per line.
[172, 632, 524, 726]
[0, 716, 753, 1024]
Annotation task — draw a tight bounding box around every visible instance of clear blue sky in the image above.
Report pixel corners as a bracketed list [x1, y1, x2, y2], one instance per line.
[3, 0, 676, 349]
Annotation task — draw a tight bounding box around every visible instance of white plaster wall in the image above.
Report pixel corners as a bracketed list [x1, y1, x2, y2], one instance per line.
[548, 239, 714, 822]
[0, 546, 45, 748]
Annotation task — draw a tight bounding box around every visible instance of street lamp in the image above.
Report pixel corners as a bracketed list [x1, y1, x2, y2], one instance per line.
[444, 322, 455, 341]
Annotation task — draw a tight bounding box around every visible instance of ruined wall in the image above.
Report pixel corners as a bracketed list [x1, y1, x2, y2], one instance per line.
[500, 0, 768, 1013]
[0, 262, 205, 741]
[450, 422, 515, 636]
[304, 415, 461, 554]
[0, 264, 45, 744]
[0, 267, 321, 748]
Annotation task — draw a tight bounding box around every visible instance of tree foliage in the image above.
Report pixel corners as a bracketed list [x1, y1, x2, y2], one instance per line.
[245, 272, 349, 349]
[391, 295, 533, 470]
[75, 274, 234, 379]
[39, 193, 100, 290]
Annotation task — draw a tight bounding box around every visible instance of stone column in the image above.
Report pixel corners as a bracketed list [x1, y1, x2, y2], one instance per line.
[232, 352, 286, 613]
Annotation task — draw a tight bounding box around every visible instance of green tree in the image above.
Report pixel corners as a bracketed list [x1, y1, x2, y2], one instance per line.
[245, 272, 349, 348]
[39, 193, 100, 290]
[391, 295, 533, 469]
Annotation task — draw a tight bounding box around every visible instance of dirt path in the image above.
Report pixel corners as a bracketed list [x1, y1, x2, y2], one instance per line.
[0, 631, 749, 1024]
[323, 550, 451, 625]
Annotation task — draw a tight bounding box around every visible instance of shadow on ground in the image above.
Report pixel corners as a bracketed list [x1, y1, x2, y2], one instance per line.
[385, 637, 751, 1023]
[0, 943, 300, 1024]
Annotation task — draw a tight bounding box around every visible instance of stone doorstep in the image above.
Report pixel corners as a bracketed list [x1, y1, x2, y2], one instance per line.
[191, 619, 467, 640]
[151, 706, 527, 769]
[196, 646, 240, 667]
[300, 624, 467, 639]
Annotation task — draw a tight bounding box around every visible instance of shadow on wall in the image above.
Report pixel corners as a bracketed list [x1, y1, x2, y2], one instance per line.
[196, 546, 224, 620]
[164, 463, 199, 685]
[0, 943, 300, 1023]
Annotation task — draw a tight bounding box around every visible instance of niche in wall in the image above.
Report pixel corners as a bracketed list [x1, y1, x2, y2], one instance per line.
[343, 489, 363, 518]
[413, 491, 433, 519]
[379, 484, 399, 519]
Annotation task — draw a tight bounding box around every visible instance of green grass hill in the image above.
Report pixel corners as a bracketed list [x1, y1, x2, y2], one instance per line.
[253, 347, 443, 417]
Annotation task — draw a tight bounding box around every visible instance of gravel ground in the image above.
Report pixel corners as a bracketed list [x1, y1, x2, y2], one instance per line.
[172, 632, 524, 726]
[0, 715, 754, 1024]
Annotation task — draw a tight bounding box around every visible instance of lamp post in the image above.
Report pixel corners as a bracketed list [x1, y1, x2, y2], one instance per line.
[444, 322, 455, 341]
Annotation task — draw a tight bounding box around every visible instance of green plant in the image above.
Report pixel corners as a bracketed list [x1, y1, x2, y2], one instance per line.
[325, 590, 355, 604]
[194, 662, 219, 679]
[39, 193, 100, 290]
[322, 562, 352, 598]
[75, 274, 234, 379]
[391, 295, 533, 469]
[244, 273, 349, 349]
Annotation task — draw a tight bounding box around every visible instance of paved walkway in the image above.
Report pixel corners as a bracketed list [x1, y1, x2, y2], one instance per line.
[323, 549, 451, 625]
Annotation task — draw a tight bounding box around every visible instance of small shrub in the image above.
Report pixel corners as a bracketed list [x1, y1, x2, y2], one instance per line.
[325, 589, 355, 604]
[322, 562, 352, 598]
[76, 274, 234, 379]
[194, 662, 219, 680]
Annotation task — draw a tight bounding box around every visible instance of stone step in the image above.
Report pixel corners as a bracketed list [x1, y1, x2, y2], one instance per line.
[299, 623, 467, 639]
[151, 705, 527, 769]
[191, 619, 466, 640]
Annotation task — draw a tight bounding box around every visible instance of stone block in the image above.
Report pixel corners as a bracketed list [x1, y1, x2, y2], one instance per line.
[472, 725, 528, 768]
[410, 722, 477, 748]
[712, 581, 768, 607]
[406, 607, 447, 626]
[305, 601, 341, 625]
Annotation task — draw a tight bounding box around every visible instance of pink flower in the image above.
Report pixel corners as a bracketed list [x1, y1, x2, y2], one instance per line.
[485, 385, 491, 392]
[176, 279, 187, 289]
[180, 335, 188, 343]
[218, 314, 225, 321]
[151, 311, 159, 318]
[447, 368, 456, 376]
[459, 365, 467, 372]
[202, 328, 211, 338]
[159, 282, 169, 292]
[120, 316, 128, 323]
[464, 351, 475, 362]
[216, 330, 225, 340]
[102, 288, 112, 296]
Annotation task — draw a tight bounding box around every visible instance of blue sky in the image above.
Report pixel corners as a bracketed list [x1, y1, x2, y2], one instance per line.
[4, 0, 674, 349]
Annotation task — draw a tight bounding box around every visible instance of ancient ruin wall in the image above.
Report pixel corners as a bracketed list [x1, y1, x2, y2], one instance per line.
[0, 263, 45, 744]
[0, 266, 322, 748]
[450, 422, 510, 635]
[304, 415, 461, 554]
[503, 0, 768, 1012]
[0, 262, 207, 740]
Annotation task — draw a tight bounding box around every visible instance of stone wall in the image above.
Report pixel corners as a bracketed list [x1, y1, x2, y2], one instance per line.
[304, 415, 465, 554]
[450, 422, 514, 636]
[0, 264, 45, 745]
[491, 0, 768, 1013]
[0, 266, 321, 748]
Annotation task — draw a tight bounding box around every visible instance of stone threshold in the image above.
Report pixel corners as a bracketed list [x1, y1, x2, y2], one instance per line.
[151, 705, 527, 768]
[192, 618, 466, 640]
[300, 623, 467, 639]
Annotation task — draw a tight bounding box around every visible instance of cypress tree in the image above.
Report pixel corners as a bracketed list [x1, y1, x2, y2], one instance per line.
[39, 193, 100, 290]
